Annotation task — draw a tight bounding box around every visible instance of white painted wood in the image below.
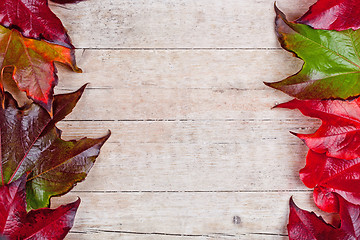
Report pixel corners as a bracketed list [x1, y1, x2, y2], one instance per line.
[54, 49, 304, 121]
[56, 119, 318, 192]
[43, 0, 330, 238]
[55, 88, 295, 120]
[50, 0, 317, 49]
[53, 192, 333, 240]
[56, 49, 302, 90]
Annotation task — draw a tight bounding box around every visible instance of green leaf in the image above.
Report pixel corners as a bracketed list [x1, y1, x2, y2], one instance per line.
[0, 85, 110, 210]
[265, 6, 360, 100]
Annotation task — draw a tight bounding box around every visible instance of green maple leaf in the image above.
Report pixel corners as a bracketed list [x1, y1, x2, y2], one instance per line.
[265, 6, 360, 99]
[0, 85, 110, 210]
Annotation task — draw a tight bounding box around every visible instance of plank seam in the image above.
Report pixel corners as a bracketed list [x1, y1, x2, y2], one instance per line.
[69, 229, 288, 238]
[73, 47, 282, 51]
[69, 190, 311, 193]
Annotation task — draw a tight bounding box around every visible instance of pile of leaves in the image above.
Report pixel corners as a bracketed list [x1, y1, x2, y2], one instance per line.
[266, 1, 360, 238]
[0, 0, 109, 239]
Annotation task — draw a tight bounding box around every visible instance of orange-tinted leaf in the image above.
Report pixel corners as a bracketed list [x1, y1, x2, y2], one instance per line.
[0, 85, 110, 210]
[0, 25, 81, 113]
[0, 175, 80, 239]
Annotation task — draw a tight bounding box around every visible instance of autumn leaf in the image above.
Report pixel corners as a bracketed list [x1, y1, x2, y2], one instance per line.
[300, 150, 360, 213]
[276, 98, 360, 160]
[0, 0, 73, 48]
[288, 195, 360, 239]
[297, 0, 360, 31]
[0, 84, 110, 210]
[0, 175, 80, 239]
[0, 25, 81, 113]
[265, 6, 360, 100]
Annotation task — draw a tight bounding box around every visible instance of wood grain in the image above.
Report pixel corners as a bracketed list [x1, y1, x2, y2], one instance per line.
[56, 49, 302, 90]
[50, 0, 317, 49]
[53, 191, 331, 240]
[56, 119, 318, 192]
[44, 0, 326, 239]
[55, 49, 304, 121]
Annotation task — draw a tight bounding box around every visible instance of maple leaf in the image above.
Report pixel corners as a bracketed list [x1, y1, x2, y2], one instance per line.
[288, 195, 360, 239]
[297, 0, 360, 31]
[0, 175, 80, 239]
[0, 84, 110, 210]
[0, 25, 81, 113]
[300, 150, 360, 213]
[265, 6, 360, 100]
[0, 0, 73, 48]
[276, 98, 360, 160]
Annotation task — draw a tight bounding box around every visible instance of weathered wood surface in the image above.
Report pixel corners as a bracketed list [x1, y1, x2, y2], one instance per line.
[50, 0, 316, 49]
[48, 0, 325, 239]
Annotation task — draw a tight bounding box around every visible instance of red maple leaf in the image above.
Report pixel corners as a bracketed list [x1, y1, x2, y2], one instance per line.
[297, 0, 360, 31]
[300, 150, 360, 213]
[276, 98, 360, 160]
[0, 175, 80, 239]
[0, 0, 73, 48]
[288, 195, 360, 239]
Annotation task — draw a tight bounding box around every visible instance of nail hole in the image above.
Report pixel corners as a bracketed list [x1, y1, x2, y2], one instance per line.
[233, 216, 241, 225]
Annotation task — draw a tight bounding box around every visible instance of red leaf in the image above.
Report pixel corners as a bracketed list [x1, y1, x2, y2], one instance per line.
[0, 25, 81, 113]
[313, 187, 340, 213]
[297, 0, 360, 31]
[0, 85, 110, 210]
[300, 150, 360, 212]
[0, 175, 79, 239]
[0, 0, 73, 48]
[288, 197, 335, 239]
[288, 195, 360, 239]
[277, 98, 360, 160]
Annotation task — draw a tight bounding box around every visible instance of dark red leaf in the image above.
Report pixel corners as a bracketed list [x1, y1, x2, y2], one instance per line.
[297, 0, 360, 31]
[0, 176, 79, 239]
[288, 195, 360, 239]
[0, 0, 73, 48]
[288, 197, 334, 239]
[0, 85, 110, 210]
[276, 98, 360, 160]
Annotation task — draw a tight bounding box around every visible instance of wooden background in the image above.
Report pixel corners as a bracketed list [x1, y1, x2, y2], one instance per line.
[47, 0, 329, 239]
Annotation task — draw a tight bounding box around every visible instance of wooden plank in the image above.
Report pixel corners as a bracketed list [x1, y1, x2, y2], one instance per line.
[42, 0, 327, 239]
[52, 191, 331, 240]
[53, 49, 305, 120]
[57, 49, 302, 90]
[56, 119, 318, 191]
[52, 88, 299, 120]
[67, 232, 286, 240]
[50, 0, 317, 49]
[68, 233, 213, 240]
